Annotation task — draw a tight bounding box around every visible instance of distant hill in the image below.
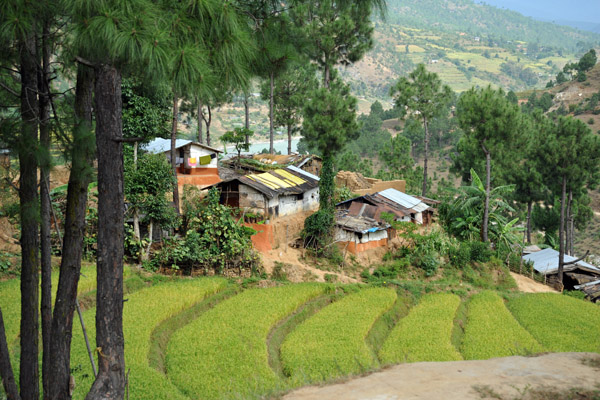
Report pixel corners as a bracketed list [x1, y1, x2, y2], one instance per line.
[385, 0, 600, 51]
[338, 0, 600, 100]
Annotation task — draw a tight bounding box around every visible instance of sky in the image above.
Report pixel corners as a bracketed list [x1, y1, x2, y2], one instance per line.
[479, 0, 600, 24]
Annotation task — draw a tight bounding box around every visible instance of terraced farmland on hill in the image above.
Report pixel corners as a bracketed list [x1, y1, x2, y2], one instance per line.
[3, 277, 600, 400]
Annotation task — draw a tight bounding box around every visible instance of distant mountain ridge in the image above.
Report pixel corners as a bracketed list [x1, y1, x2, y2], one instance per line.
[385, 0, 600, 51]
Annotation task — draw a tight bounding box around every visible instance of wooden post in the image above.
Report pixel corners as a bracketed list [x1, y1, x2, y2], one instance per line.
[76, 299, 97, 377]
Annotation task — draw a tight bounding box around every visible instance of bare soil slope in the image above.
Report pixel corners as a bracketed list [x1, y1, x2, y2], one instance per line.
[283, 352, 600, 400]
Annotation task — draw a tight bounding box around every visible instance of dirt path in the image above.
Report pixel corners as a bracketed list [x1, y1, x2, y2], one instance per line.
[509, 272, 557, 293]
[282, 352, 600, 400]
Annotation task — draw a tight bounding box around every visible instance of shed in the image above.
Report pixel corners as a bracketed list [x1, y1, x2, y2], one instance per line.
[211, 166, 319, 219]
[144, 138, 222, 188]
[334, 205, 392, 254]
[336, 188, 433, 225]
[522, 248, 600, 290]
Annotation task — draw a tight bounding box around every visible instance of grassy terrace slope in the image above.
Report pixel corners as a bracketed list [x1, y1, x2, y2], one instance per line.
[281, 287, 397, 384]
[461, 291, 543, 359]
[71, 278, 226, 400]
[379, 293, 462, 364]
[167, 283, 326, 400]
[508, 293, 600, 353]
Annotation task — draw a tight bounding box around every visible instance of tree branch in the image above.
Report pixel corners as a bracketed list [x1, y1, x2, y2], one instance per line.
[112, 137, 144, 143]
[74, 56, 96, 68]
[0, 81, 19, 97]
[563, 250, 590, 266]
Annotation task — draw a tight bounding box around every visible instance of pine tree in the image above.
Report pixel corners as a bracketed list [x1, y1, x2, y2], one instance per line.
[390, 64, 452, 197]
[457, 86, 520, 242]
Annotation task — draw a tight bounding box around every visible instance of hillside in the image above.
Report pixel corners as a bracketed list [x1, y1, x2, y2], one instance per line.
[339, 0, 600, 100]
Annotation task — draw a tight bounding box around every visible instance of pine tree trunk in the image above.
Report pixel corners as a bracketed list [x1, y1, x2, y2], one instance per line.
[171, 95, 180, 214]
[18, 30, 40, 400]
[85, 63, 126, 400]
[48, 64, 94, 400]
[145, 220, 153, 261]
[526, 201, 532, 244]
[244, 93, 250, 145]
[568, 190, 574, 256]
[204, 105, 212, 147]
[558, 174, 567, 286]
[481, 143, 491, 243]
[422, 116, 429, 197]
[0, 307, 20, 400]
[287, 124, 292, 155]
[324, 64, 330, 89]
[269, 71, 275, 154]
[197, 100, 203, 144]
[132, 143, 140, 245]
[39, 20, 53, 398]
[565, 190, 572, 256]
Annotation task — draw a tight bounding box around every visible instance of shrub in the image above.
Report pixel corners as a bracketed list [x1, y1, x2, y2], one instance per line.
[281, 288, 396, 383]
[379, 293, 462, 363]
[448, 241, 471, 268]
[507, 293, 600, 353]
[461, 291, 543, 359]
[469, 241, 492, 263]
[167, 284, 325, 399]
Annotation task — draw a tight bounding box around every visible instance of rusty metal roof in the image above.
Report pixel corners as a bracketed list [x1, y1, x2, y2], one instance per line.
[335, 210, 390, 234]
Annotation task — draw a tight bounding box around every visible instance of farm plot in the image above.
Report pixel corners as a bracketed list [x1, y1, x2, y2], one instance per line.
[71, 277, 226, 400]
[508, 293, 600, 353]
[379, 293, 462, 364]
[461, 291, 543, 360]
[281, 287, 396, 384]
[166, 283, 326, 400]
[0, 264, 100, 351]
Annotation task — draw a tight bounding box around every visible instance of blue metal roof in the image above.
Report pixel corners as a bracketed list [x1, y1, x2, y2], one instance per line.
[522, 248, 600, 275]
[377, 189, 429, 213]
[143, 138, 222, 154]
[286, 165, 320, 182]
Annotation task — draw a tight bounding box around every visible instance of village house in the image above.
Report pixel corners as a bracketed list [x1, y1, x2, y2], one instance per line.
[212, 165, 320, 219]
[334, 189, 434, 254]
[522, 248, 600, 299]
[144, 138, 222, 188]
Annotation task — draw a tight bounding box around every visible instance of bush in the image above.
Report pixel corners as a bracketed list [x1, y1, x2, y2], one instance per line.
[469, 241, 492, 263]
[448, 242, 471, 268]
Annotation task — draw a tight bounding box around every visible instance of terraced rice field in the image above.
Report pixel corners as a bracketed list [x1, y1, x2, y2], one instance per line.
[281, 287, 396, 383]
[3, 277, 600, 400]
[379, 293, 462, 363]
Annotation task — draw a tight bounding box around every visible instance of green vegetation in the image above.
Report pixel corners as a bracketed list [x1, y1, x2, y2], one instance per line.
[379, 293, 462, 363]
[461, 291, 543, 360]
[281, 287, 396, 383]
[166, 284, 325, 399]
[508, 293, 600, 353]
[71, 278, 226, 400]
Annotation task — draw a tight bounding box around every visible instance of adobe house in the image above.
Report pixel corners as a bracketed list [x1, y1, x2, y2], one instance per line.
[336, 188, 434, 226]
[144, 138, 222, 188]
[212, 165, 319, 219]
[334, 203, 393, 255]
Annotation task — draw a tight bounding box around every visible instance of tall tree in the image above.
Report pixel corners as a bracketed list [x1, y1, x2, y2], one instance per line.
[68, 0, 169, 396]
[390, 63, 452, 196]
[261, 61, 317, 154]
[47, 64, 95, 400]
[457, 86, 520, 242]
[539, 116, 600, 286]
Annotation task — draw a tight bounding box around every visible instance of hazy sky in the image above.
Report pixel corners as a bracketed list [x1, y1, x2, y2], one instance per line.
[480, 0, 600, 24]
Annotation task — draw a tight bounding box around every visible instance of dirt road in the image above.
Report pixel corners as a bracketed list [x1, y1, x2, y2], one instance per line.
[509, 272, 557, 293]
[282, 352, 600, 400]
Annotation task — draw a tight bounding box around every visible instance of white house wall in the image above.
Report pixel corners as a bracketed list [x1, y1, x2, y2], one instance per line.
[188, 144, 218, 168]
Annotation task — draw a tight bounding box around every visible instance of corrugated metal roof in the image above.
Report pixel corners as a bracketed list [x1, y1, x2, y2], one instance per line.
[287, 165, 320, 181]
[143, 138, 222, 154]
[378, 189, 430, 213]
[227, 166, 319, 199]
[522, 248, 600, 275]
